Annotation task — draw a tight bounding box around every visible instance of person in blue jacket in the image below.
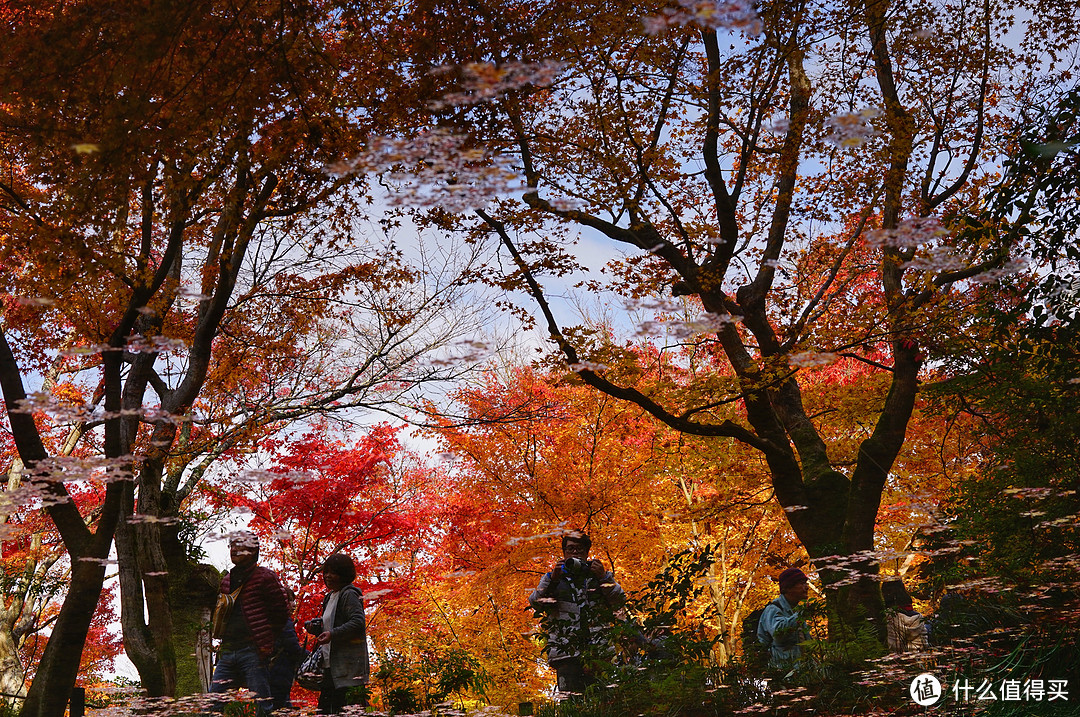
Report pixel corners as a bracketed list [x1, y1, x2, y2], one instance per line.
[757, 567, 809, 667]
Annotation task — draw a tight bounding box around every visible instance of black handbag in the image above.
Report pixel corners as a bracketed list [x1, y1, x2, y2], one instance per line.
[295, 643, 325, 691]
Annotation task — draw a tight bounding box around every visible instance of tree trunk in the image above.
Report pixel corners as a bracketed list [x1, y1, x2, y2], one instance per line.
[21, 560, 108, 717]
[675, 475, 731, 664]
[1, 330, 128, 717]
[0, 460, 29, 703]
[115, 458, 181, 697]
[115, 486, 170, 697]
[0, 626, 27, 706]
[173, 566, 221, 696]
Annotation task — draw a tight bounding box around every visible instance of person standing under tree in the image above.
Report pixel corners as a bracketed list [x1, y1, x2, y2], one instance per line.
[267, 588, 305, 710]
[528, 530, 625, 695]
[211, 531, 289, 713]
[757, 567, 810, 669]
[304, 553, 370, 715]
[882, 579, 928, 653]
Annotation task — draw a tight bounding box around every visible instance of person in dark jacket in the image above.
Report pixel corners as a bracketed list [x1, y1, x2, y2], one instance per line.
[267, 589, 306, 709]
[211, 531, 289, 712]
[528, 530, 624, 695]
[304, 553, 369, 715]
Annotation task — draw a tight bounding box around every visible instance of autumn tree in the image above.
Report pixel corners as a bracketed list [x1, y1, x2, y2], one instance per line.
[16, 584, 123, 694]
[211, 424, 446, 707]
[429, 327, 970, 679]
[0, 348, 107, 699]
[424, 361, 795, 698]
[925, 88, 1080, 594]
[375, 0, 1080, 629]
[0, 0, 477, 711]
[0, 477, 129, 702]
[428, 365, 673, 701]
[0, 512, 61, 702]
[213, 424, 442, 602]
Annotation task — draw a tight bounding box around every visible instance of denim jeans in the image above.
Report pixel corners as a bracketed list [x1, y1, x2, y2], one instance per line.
[211, 645, 273, 712]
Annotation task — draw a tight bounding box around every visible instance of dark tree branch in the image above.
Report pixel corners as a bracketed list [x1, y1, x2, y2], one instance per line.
[0, 328, 91, 550]
[476, 208, 774, 451]
[924, 0, 991, 213]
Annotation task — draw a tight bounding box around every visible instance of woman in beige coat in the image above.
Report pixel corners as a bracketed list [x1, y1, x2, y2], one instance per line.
[882, 579, 928, 653]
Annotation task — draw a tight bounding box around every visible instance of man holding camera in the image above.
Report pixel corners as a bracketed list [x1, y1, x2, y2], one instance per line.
[528, 530, 624, 695]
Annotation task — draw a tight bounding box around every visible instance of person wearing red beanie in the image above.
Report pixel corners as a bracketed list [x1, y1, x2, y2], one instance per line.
[757, 567, 809, 667]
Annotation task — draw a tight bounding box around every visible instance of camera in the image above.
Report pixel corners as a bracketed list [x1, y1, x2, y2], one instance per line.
[304, 617, 323, 634]
[563, 557, 587, 576]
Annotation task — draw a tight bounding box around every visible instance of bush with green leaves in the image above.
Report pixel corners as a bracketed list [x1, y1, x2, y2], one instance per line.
[373, 646, 490, 714]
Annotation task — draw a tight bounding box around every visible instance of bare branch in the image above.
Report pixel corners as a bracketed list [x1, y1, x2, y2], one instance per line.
[477, 208, 774, 451]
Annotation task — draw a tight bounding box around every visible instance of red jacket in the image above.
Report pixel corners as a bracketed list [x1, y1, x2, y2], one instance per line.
[221, 565, 288, 658]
